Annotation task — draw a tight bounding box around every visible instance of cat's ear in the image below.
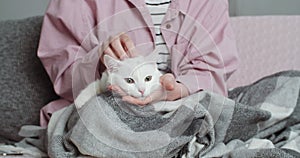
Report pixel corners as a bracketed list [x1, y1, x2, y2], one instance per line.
[103, 55, 120, 73]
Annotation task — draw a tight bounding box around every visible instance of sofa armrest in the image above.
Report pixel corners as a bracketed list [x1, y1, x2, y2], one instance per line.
[0, 16, 58, 142]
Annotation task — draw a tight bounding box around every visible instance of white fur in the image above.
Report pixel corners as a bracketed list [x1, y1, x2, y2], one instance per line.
[75, 54, 162, 109]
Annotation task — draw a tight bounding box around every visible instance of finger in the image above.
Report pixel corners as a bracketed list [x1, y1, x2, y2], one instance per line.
[99, 39, 116, 58]
[160, 73, 176, 90]
[109, 85, 127, 97]
[108, 32, 124, 44]
[143, 87, 166, 104]
[140, 96, 153, 105]
[101, 46, 118, 62]
[110, 37, 128, 60]
[122, 96, 146, 106]
[107, 85, 113, 91]
[119, 33, 138, 57]
[99, 39, 110, 56]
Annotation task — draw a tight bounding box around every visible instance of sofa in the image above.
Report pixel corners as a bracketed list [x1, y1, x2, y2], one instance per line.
[0, 16, 58, 143]
[0, 15, 299, 143]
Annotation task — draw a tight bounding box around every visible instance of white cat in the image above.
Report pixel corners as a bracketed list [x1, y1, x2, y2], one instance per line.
[74, 53, 162, 109]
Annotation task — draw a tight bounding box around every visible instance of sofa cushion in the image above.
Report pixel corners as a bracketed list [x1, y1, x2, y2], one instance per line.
[0, 16, 58, 142]
[227, 16, 300, 88]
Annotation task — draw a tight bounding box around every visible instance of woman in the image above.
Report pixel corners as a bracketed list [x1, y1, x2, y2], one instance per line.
[38, 0, 239, 126]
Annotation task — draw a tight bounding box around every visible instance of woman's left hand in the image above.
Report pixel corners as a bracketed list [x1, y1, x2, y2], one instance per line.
[109, 73, 189, 106]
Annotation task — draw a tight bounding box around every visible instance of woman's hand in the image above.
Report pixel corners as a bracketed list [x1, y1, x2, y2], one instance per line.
[100, 32, 138, 61]
[109, 73, 190, 106]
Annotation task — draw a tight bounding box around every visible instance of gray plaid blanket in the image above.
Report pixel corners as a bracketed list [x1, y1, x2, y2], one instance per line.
[7, 70, 300, 157]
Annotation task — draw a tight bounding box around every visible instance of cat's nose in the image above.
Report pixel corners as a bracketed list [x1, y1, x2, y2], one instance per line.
[138, 89, 145, 95]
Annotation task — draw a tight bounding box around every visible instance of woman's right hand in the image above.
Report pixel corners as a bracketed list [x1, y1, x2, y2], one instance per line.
[100, 32, 138, 62]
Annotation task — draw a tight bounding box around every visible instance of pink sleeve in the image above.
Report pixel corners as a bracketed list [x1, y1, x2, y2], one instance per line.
[37, 0, 101, 101]
[174, 1, 239, 96]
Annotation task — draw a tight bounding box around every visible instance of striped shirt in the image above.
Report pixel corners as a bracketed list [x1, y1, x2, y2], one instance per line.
[145, 0, 171, 73]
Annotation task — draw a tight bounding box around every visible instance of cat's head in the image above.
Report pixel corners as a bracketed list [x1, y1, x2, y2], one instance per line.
[103, 53, 162, 98]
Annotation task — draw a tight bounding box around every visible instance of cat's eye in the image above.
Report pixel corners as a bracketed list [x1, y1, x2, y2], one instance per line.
[145, 76, 152, 82]
[124, 78, 135, 84]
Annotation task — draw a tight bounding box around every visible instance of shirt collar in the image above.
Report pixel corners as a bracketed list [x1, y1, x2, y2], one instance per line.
[126, 0, 145, 7]
[126, 0, 187, 12]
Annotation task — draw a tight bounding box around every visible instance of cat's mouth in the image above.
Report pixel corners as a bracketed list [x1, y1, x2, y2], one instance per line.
[132, 93, 147, 99]
[138, 95, 147, 99]
[135, 94, 145, 99]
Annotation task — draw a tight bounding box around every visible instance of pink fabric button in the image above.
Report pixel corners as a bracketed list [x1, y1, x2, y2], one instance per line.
[166, 24, 171, 29]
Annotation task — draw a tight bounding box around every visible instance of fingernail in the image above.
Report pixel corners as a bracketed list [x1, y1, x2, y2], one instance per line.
[108, 87, 114, 91]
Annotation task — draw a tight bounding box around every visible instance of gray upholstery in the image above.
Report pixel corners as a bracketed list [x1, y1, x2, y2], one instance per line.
[0, 16, 58, 142]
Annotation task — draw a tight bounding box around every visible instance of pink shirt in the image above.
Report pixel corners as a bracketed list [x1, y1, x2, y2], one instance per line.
[38, 0, 239, 126]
